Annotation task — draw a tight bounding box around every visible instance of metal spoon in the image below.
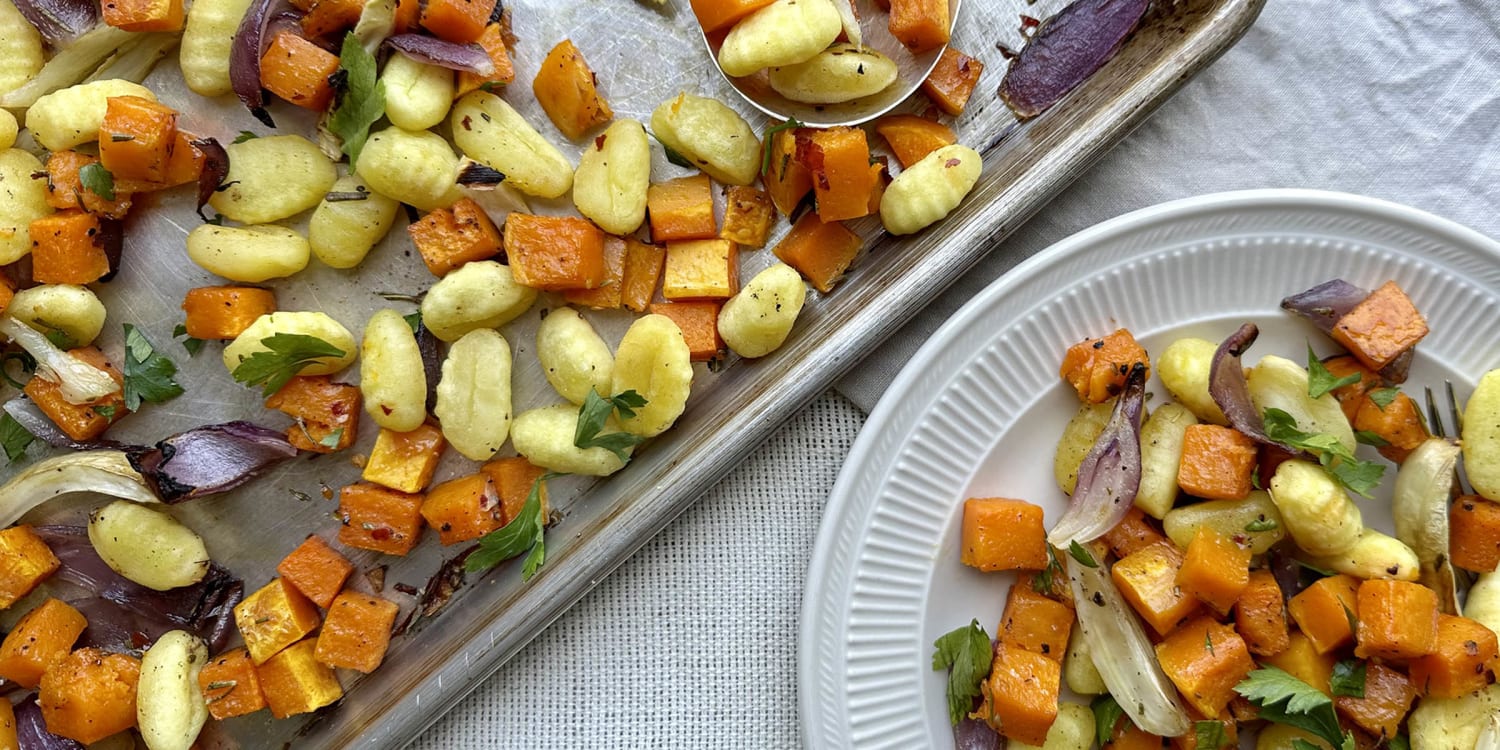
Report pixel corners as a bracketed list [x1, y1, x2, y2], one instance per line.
[701, 0, 963, 128]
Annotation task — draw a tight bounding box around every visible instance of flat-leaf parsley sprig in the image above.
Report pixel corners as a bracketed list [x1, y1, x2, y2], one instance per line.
[230, 334, 346, 396]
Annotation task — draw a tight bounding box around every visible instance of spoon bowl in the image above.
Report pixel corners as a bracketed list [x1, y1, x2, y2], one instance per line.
[701, 0, 964, 128]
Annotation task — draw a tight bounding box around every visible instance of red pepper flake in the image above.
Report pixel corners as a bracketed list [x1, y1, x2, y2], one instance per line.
[594, 133, 607, 150]
[1019, 14, 1041, 37]
[371, 527, 392, 541]
[944, 158, 961, 168]
[460, 115, 473, 131]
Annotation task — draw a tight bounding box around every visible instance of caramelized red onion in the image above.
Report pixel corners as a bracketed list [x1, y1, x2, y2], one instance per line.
[953, 697, 1002, 750]
[14, 695, 84, 750]
[384, 34, 495, 74]
[416, 321, 442, 412]
[998, 0, 1149, 119]
[192, 136, 230, 220]
[1208, 323, 1284, 448]
[230, 0, 300, 127]
[11, 0, 98, 47]
[1046, 364, 1146, 547]
[1281, 279, 1412, 383]
[127, 421, 297, 503]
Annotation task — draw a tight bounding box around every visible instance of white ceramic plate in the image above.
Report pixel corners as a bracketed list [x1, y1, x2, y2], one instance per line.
[799, 189, 1500, 750]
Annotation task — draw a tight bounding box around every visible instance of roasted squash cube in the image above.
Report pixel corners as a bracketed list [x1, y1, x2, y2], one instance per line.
[1451, 494, 1500, 573]
[620, 238, 667, 313]
[420, 0, 494, 44]
[690, 0, 777, 34]
[648, 174, 716, 243]
[300, 0, 362, 38]
[101, 0, 183, 31]
[981, 643, 1060, 746]
[921, 46, 984, 115]
[234, 577, 323, 664]
[1156, 616, 1256, 718]
[998, 582, 1072, 661]
[503, 214, 607, 291]
[762, 124, 812, 216]
[1334, 663, 1416, 739]
[98, 95, 179, 183]
[481, 456, 550, 522]
[420, 473, 505, 545]
[111, 130, 205, 193]
[337, 482, 425, 556]
[648, 301, 724, 361]
[264, 375, 360, 453]
[771, 211, 861, 294]
[23, 347, 125, 442]
[182, 285, 278, 340]
[1331, 281, 1428, 371]
[276, 535, 354, 609]
[29, 210, 111, 285]
[874, 114, 957, 169]
[1058, 329, 1151, 404]
[455, 23, 517, 96]
[1408, 614, 1500, 698]
[888, 0, 950, 54]
[408, 198, 503, 277]
[1113, 542, 1201, 637]
[1262, 632, 1335, 695]
[1101, 506, 1168, 559]
[0, 525, 60, 609]
[1288, 574, 1361, 655]
[362, 423, 447, 493]
[314, 591, 399, 673]
[960, 497, 1047, 572]
[1355, 579, 1438, 661]
[0, 598, 87, 688]
[532, 39, 612, 141]
[1177, 424, 1259, 501]
[44, 150, 133, 219]
[1234, 570, 1290, 657]
[1176, 526, 1252, 615]
[256, 638, 343, 719]
[564, 236, 627, 310]
[663, 238, 738, 300]
[199, 647, 268, 720]
[259, 31, 340, 111]
[0, 699, 14, 748]
[38, 648, 139, 744]
[1353, 390, 1428, 464]
[1321, 354, 1381, 424]
[719, 186, 774, 248]
[805, 126, 876, 223]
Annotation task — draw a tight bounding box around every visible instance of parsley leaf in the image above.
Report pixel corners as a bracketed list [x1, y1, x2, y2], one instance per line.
[1245, 517, 1279, 532]
[122, 324, 184, 412]
[232, 130, 259, 144]
[1236, 666, 1352, 750]
[1067, 540, 1098, 568]
[932, 619, 993, 726]
[318, 428, 344, 449]
[1354, 430, 1389, 447]
[1263, 408, 1384, 497]
[1330, 660, 1366, 698]
[1307, 346, 1362, 400]
[0, 414, 34, 462]
[328, 33, 385, 168]
[574, 390, 648, 462]
[465, 471, 561, 579]
[1195, 721, 1229, 750]
[1367, 387, 1400, 410]
[1389, 736, 1411, 750]
[647, 130, 693, 169]
[1033, 545, 1064, 595]
[230, 333, 346, 397]
[1091, 694, 1126, 747]
[760, 117, 803, 175]
[92, 404, 117, 419]
[79, 162, 115, 200]
[172, 324, 205, 357]
[403, 312, 421, 334]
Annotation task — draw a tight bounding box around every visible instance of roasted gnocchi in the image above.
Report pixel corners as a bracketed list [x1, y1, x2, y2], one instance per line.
[716, 0, 842, 77]
[1135, 403, 1197, 518]
[88, 500, 211, 591]
[420, 260, 538, 342]
[452, 91, 574, 199]
[179, 0, 256, 96]
[1463, 369, 1500, 501]
[768, 43, 899, 104]
[1156, 337, 1228, 424]
[650, 92, 761, 186]
[308, 175, 400, 269]
[435, 329, 513, 461]
[136, 630, 209, 750]
[25, 79, 154, 151]
[187, 224, 311, 282]
[8, 284, 108, 346]
[0, 148, 52, 264]
[717, 263, 807, 358]
[0, 0, 43, 95]
[572, 118, 650, 235]
[0, 108, 16, 149]
[361, 309, 428, 432]
[356, 126, 464, 211]
[611, 314, 693, 438]
[1267, 458, 1363, 556]
[536, 307, 613, 405]
[222, 311, 357, 376]
[879, 144, 982, 235]
[209, 135, 337, 224]
[512, 403, 629, 476]
[382, 54, 455, 131]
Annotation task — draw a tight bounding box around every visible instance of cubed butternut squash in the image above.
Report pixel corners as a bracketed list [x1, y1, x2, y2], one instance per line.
[1407, 614, 1500, 698]
[256, 638, 343, 719]
[38, 648, 139, 744]
[874, 113, 957, 169]
[1353, 390, 1428, 464]
[480, 456, 549, 523]
[771, 211, 862, 294]
[649, 301, 725, 361]
[408, 197, 503, 277]
[761, 125, 812, 216]
[98, 95, 179, 183]
[265, 375, 360, 453]
[564, 236, 627, 309]
[1334, 663, 1416, 740]
[982, 643, 1060, 746]
[960, 497, 1047, 572]
[44, 150, 133, 219]
[533, 39, 612, 141]
[276, 535, 355, 609]
[1177, 424, 1258, 501]
[1331, 281, 1428, 372]
[234, 577, 322, 664]
[1169, 710, 1237, 750]
[503, 214, 607, 291]
[24, 347, 125, 442]
[337, 482, 425, 555]
[1288, 574, 1361, 655]
[420, 473, 504, 545]
[1354, 579, 1438, 661]
[648, 174, 717, 243]
[888, 0, 950, 53]
[314, 591, 399, 673]
[362, 423, 447, 493]
[1059, 329, 1151, 404]
[720, 185, 774, 248]
[259, 31, 340, 111]
[1176, 526, 1252, 615]
[663, 238, 738, 300]
[804, 126, 876, 223]
[1105, 721, 1163, 750]
[102, 0, 182, 32]
[1262, 632, 1336, 695]
[0, 699, 14, 749]
[921, 47, 984, 115]
[456, 23, 517, 96]
[1101, 505, 1168, 559]
[1234, 570, 1290, 657]
[0, 598, 87, 688]
[690, 0, 777, 34]
[1155, 616, 1256, 718]
[199, 647, 268, 720]
[419, 0, 494, 42]
[110, 130, 206, 193]
[1321, 355, 1381, 424]
[29, 210, 111, 285]
[300, 0, 362, 38]
[0, 525, 60, 609]
[999, 582, 1072, 661]
[1112, 541, 1201, 637]
[1451, 494, 1500, 573]
[182, 285, 278, 340]
[620, 238, 667, 313]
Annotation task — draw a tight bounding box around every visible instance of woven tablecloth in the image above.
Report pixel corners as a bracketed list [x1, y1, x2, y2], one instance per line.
[415, 0, 1500, 745]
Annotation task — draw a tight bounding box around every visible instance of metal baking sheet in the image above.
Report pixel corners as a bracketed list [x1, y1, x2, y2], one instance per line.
[5, 0, 1263, 745]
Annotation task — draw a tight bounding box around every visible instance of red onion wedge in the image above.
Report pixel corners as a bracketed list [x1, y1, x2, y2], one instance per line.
[1280, 279, 1368, 335]
[1046, 364, 1146, 547]
[127, 421, 297, 503]
[954, 696, 1002, 750]
[998, 0, 1149, 120]
[11, 0, 98, 47]
[191, 137, 229, 220]
[1068, 552, 1191, 736]
[385, 34, 495, 75]
[230, 0, 299, 127]
[1208, 323, 1284, 449]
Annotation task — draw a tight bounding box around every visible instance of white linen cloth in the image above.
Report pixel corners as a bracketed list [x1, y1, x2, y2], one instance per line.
[415, 0, 1500, 745]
